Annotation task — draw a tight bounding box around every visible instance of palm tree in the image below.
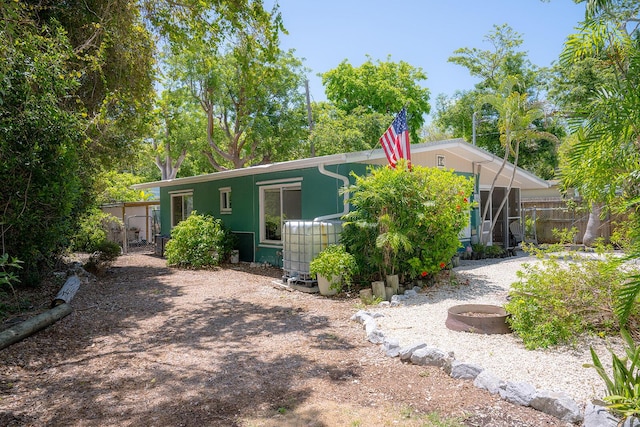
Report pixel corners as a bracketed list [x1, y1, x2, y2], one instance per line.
[478, 78, 558, 240]
[560, 0, 640, 326]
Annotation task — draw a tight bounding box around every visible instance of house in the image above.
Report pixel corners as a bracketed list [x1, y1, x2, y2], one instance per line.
[132, 138, 550, 270]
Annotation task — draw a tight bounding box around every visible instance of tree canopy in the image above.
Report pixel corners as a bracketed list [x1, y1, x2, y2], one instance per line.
[321, 56, 431, 144]
[435, 24, 562, 179]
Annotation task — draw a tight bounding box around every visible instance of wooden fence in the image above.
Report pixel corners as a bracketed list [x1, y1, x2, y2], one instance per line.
[521, 199, 616, 244]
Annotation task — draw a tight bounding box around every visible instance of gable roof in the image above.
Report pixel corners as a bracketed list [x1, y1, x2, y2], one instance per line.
[132, 138, 550, 190]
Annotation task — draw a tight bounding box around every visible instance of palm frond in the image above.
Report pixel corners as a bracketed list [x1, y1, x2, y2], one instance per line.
[616, 273, 640, 326]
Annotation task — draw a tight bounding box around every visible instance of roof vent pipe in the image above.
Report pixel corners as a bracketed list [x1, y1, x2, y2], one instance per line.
[313, 164, 350, 221]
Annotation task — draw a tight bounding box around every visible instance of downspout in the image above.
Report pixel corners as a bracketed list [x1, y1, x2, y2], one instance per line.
[313, 164, 350, 221]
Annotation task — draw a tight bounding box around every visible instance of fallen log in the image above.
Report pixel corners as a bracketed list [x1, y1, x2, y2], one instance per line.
[0, 303, 72, 350]
[51, 275, 81, 307]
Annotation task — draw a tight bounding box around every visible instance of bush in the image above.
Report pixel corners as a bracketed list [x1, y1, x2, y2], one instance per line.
[506, 248, 640, 349]
[309, 244, 358, 292]
[164, 212, 233, 268]
[342, 160, 475, 282]
[0, 254, 23, 317]
[70, 208, 122, 253]
[84, 240, 122, 275]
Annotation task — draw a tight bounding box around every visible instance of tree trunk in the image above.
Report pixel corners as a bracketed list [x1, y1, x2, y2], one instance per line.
[0, 303, 73, 350]
[583, 204, 602, 246]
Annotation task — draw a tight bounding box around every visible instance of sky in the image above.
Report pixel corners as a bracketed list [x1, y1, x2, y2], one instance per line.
[268, 0, 587, 121]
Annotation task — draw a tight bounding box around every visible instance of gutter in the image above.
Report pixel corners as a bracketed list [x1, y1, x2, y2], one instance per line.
[313, 164, 350, 221]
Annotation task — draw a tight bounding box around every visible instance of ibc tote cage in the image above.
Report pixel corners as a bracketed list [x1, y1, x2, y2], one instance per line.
[282, 220, 343, 286]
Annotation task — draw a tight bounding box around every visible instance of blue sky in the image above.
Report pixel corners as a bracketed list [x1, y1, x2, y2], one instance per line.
[269, 1, 587, 119]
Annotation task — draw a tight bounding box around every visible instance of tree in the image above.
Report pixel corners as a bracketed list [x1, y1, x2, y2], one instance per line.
[559, 0, 640, 325]
[149, 88, 207, 180]
[164, 5, 307, 171]
[478, 78, 558, 239]
[307, 103, 391, 156]
[30, 0, 156, 170]
[1, 3, 85, 283]
[0, 1, 156, 283]
[435, 24, 561, 179]
[321, 56, 431, 144]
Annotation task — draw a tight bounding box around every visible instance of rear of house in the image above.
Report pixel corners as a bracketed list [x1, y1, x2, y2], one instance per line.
[132, 138, 550, 269]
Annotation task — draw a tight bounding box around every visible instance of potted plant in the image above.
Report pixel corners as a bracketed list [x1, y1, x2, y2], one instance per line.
[310, 244, 358, 296]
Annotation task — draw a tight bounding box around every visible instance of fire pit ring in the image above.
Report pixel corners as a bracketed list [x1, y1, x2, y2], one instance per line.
[445, 304, 511, 334]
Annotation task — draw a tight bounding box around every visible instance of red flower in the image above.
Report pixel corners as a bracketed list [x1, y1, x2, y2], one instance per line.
[463, 197, 468, 203]
[439, 262, 446, 269]
[456, 205, 461, 211]
[421, 271, 428, 277]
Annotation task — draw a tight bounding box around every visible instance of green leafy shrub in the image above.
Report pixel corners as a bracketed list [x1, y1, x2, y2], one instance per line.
[586, 329, 640, 419]
[70, 208, 123, 253]
[84, 240, 122, 275]
[164, 212, 233, 268]
[0, 16, 86, 285]
[342, 160, 475, 282]
[506, 249, 639, 349]
[309, 244, 358, 292]
[0, 254, 23, 317]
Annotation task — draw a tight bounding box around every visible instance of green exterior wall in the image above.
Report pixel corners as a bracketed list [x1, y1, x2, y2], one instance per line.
[159, 162, 368, 266]
[158, 162, 480, 266]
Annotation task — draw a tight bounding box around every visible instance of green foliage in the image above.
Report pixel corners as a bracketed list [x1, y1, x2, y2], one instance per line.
[435, 24, 561, 180]
[321, 55, 430, 143]
[95, 171, 153, 204]
[70, 209, 123, 253]
[84, 240, 122, 275]
[506, 249, 639, 349]
[586, 329, 640, 419]
[0, 7, 85, 284]
[0, 1, 155, 284]
[0, 254, 23, 317]
[309, 244, 358, 292]
[342, 161, 475, 282]
[308, 103, 390, 156]
[164, 212, 233, 268]
[163, 3, 303, 171]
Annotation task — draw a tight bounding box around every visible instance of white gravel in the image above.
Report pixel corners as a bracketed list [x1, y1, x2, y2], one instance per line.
[370, 253, 625, 406]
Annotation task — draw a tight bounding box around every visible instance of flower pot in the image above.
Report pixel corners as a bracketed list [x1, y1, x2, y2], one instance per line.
[317, 274, 338, 296]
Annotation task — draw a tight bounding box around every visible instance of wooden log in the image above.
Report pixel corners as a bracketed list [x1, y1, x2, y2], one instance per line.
[51, 275, 81, 307]
[0, 303, 72, 350]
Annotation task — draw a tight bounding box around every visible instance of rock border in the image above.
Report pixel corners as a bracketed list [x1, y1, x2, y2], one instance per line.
[350, 288, 632, 426]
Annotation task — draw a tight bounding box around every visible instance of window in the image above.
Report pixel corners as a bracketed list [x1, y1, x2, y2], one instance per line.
[260, 183, 301, 243]
[171, 191, 193, 227]
[219, 187, 231, 214]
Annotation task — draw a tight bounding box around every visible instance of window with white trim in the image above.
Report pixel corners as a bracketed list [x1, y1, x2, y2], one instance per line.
[219, 187, 231, 214]
[260, 183, 301, 243]
[170, 191, 193, 227]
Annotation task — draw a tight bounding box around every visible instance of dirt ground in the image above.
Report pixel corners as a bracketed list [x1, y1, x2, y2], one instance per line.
[0, 252, 575, 427]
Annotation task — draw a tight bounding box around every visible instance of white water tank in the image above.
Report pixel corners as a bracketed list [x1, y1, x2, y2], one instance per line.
[282, 220, 343, 282]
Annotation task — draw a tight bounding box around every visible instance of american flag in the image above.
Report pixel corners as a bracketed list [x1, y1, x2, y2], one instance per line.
[379, 108, 410, 168]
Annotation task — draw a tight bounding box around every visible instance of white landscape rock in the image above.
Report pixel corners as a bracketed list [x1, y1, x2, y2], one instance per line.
[499, 381, 537, 406]
[351, 254, 624, 423]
